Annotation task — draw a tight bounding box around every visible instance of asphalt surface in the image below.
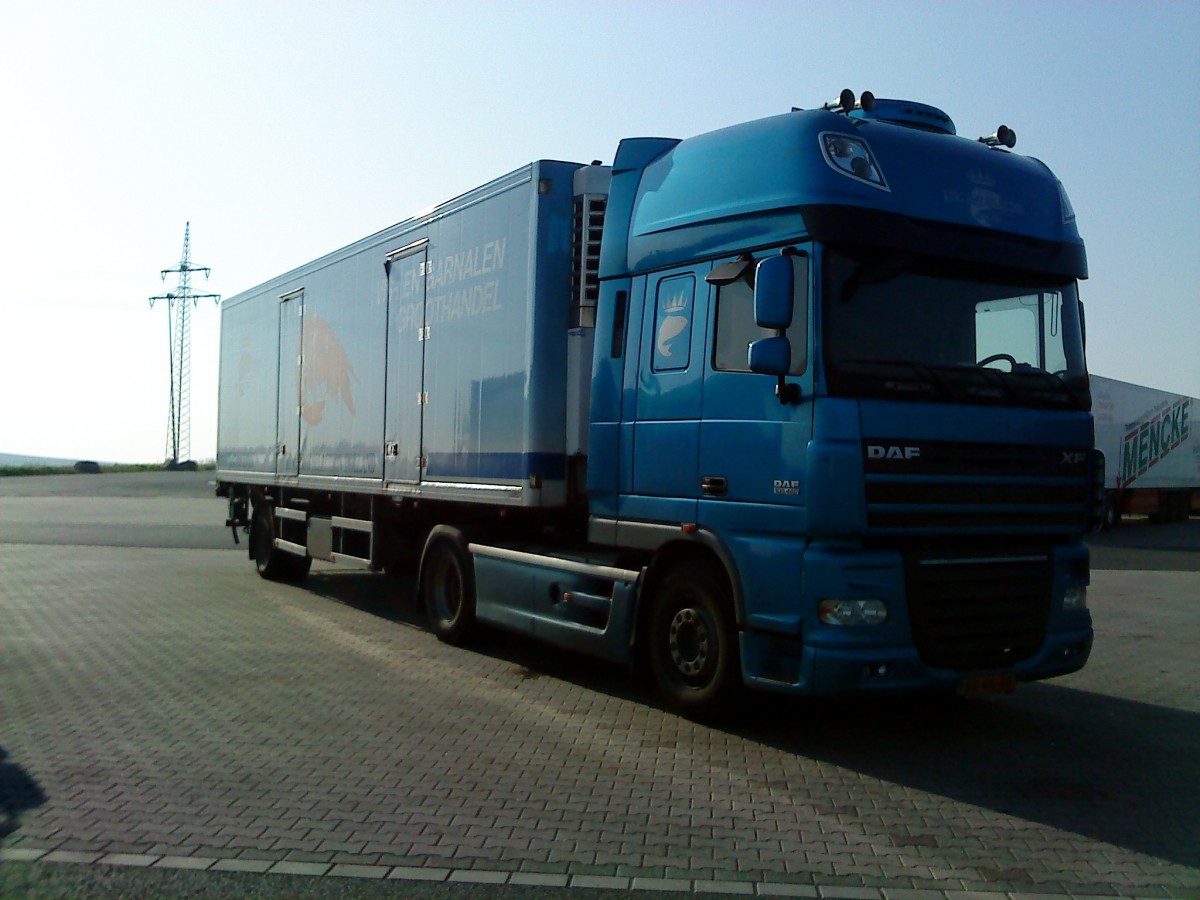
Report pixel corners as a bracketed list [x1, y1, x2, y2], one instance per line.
[1, 471, 1198, 899]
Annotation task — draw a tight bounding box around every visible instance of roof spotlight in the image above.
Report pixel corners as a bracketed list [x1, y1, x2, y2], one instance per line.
[824, 89, 877, 115]
[979, 125, 1017, 149]
[824, 88, 857, 113]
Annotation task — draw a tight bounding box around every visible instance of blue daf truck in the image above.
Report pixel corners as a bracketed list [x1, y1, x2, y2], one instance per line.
[217, 91, 1099, 716]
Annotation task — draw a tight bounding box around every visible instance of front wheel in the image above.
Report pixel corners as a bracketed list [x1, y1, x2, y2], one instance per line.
[420, 537, 477, 645]
[647, 561, 740, 718]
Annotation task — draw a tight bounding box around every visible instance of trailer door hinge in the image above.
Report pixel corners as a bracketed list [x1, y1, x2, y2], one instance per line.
[418, 325, 430, 341]
[385, 441, 400, 458]
[417, 455, 427, 469]
[417, 391, 428, 406]
[419, 261, 430, 276]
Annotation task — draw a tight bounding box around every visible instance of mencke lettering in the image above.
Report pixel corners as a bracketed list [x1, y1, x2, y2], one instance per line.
[1119, 398, 1191, 487]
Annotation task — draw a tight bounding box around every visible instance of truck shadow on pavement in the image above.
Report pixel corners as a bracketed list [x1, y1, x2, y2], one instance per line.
[731, 687, 1200, 872]
[300, 569, 1199, 873]
[0, 748, 47, 840]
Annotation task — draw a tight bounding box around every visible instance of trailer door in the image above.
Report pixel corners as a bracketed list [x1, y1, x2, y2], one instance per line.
[276, 288, 304, 477]
[384, 241, 428, 484]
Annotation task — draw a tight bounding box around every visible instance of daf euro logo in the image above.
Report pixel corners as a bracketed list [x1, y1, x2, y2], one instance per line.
[1062, 451, 1087, 466]
[867, 445, 921, 460]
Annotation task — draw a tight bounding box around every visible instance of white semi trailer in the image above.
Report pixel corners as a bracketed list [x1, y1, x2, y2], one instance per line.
[1091, 375, 1199, 526]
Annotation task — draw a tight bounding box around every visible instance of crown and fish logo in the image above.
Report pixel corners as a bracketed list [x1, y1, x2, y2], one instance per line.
[657, 289, 690, 358]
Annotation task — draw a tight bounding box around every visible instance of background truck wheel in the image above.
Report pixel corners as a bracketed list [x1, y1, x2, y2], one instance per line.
[1101, 491, 1120, 530]
[421, 536, 476, 645]
[647, 561, 740, 718]
[251, 506, 311, 581]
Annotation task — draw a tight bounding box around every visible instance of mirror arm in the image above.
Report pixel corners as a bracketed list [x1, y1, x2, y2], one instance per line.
[776, 378, 800, 404]
[774, 325, 799, 404]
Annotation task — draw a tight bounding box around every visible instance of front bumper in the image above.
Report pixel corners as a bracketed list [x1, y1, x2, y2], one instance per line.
[740, 623, 1093, 695]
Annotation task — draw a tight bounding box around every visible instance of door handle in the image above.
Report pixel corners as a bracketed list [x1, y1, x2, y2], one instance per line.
[701, 476, 728, 496]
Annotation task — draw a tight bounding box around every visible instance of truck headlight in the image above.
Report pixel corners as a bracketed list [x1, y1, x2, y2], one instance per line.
[818, 599, 889, 625]
[1063, 586, 1088, 610]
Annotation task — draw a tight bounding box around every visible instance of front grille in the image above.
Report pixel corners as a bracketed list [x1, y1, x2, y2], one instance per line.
[864, 440, 1089, 533]
[905, 550, 1051, 671]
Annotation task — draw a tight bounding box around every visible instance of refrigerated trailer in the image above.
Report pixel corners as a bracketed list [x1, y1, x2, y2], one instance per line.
[1092, 375, 1198, 525]
[217, 91, 1099, 716]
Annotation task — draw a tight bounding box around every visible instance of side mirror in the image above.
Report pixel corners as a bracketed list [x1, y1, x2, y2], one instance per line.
[754, 255, 794, 330]
[749, 336, 790, 376]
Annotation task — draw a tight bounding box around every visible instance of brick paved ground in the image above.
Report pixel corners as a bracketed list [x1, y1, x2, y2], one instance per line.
[1, 476, 1198, 897]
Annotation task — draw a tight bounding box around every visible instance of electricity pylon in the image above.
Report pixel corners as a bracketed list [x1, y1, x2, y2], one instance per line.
[149, 223, 220, 469]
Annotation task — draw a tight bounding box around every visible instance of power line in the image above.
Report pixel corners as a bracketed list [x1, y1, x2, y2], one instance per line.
[149, 222, 219, 469]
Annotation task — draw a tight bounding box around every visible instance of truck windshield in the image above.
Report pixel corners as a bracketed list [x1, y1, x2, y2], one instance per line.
[822, 246, 1089, 410]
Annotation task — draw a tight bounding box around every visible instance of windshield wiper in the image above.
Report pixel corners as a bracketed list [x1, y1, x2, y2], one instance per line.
[1007, 368, 1088, 408]
[928, 364, 1021, 404]
[831, 359, 952, 400]
[932, 363, 1086, 409]
[830, 359, 1087, 410]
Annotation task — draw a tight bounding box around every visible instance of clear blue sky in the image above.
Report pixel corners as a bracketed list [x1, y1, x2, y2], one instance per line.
[1, 0, 1197, 462]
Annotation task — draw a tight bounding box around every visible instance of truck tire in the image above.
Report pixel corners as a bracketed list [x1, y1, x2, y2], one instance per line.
[1102, 491, 1120, 530]
[647, 561, 740, 718]
[251, 506, 311, 581]
[421, 536, 477, 645]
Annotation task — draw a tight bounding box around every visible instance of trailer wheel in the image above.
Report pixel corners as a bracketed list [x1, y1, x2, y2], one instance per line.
[647, 561, 740, 718]
[421, 537, 476, 645]
[251, 506, 311, 581]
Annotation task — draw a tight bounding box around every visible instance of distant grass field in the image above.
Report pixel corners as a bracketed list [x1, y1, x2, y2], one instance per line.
[0, 462, 215, 477]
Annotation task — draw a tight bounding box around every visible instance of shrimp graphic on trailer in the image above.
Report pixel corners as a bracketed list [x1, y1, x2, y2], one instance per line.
[300, 314, 357, 426]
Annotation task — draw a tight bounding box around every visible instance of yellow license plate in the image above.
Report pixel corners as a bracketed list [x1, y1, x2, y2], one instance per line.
[960, 673, 1017, 697]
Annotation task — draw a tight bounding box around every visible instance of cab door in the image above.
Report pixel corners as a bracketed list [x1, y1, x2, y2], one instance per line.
[623, 266, 709, 525]
[698, 250, 814, 515]
[698, 250, 814, 630]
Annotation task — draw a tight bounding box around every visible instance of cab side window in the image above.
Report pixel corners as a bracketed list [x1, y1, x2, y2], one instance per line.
[712, 255, 808, 375]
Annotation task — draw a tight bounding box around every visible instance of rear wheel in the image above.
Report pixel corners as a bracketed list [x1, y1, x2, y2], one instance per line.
[251, 505, 311, 581]
[421, 537, 476, 645]
[647, 561, 740, 718]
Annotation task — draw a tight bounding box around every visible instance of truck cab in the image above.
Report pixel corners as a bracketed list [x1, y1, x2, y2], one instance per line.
[587, 94, 1096, 704]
